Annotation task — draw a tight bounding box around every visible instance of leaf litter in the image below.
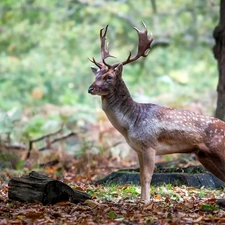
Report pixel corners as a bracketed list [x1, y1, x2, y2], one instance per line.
[1, 168, 225, 225]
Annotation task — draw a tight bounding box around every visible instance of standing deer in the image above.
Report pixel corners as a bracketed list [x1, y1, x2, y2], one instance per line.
[88, 23, 225, 202]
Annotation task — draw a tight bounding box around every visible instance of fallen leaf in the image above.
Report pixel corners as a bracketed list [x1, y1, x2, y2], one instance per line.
[154, 195, 162, 201]
[55, 201, 72, 206]
[84, 199, 100, 207]
[26, 212, 43, 220]
[108, 211, 116, 219]
[193, 216, 203, 223]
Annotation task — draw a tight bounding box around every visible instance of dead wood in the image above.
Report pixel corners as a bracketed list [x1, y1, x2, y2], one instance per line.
[8, 171, 91, 205]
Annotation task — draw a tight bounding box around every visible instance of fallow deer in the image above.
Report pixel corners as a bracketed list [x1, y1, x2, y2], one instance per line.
[88, 23, 225, 202]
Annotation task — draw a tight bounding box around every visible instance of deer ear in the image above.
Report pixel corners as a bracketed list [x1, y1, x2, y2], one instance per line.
[114, 63, 123, 77]
[91, 66, 99, 75]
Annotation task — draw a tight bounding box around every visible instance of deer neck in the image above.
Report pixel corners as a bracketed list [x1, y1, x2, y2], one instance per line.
[101, 79, 137, 135]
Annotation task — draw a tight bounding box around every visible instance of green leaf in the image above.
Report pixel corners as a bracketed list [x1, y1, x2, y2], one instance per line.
[108, 211, 116, 219]
[200, 204, 219, 211]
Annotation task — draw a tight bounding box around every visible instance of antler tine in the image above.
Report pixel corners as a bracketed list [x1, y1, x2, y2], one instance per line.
[88, 57, 102, 69]
[90, 23, 153, 69]
[134, 21, 147, 36]
[120, 22, 154, 66]
[100, 25, 108, 59]
[89, 25, 115, 69]
[100, 25, 115, 67]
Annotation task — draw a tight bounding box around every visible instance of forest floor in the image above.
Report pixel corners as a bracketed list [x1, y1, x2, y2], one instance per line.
[1, 105, 225, 224]
[1, 162, 225, 225]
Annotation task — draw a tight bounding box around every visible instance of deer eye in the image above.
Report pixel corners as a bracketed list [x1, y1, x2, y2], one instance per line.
[106, 75, 113, 81]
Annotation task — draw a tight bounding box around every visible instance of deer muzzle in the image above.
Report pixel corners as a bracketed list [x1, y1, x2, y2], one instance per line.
[88, 86, 95, 94]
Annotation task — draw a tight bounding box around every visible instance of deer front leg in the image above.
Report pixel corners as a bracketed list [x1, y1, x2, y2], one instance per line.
[137, 153, 144, 197]
[138, 149, 156, 202]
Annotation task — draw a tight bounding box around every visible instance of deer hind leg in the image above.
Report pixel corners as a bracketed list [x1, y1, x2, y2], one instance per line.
[137, 149, 156, 202]
[195, 150, 225, 182]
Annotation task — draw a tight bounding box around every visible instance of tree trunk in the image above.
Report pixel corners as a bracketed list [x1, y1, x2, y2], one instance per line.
[214, 0, 225, 121]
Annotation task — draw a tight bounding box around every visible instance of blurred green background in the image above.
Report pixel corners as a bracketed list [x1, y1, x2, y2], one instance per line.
[0, 0, 220, 152]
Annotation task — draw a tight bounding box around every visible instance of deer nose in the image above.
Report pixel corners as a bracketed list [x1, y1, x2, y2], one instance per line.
[88, 87, 94, 94]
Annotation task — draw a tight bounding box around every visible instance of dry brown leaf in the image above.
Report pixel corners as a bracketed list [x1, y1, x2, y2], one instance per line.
[26, 212, 43, 219]
[55, 201, 72, 206]
[75, 186, 85, 191]
[192, 216, 203, 223]
[154, 195, 162, 201]
[84, 199, 101, 208]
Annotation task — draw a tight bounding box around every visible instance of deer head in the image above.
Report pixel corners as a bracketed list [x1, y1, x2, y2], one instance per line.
[88, 23, 154, 96]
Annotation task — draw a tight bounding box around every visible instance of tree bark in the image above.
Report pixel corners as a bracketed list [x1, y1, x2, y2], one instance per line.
[214, 0, 225, 121]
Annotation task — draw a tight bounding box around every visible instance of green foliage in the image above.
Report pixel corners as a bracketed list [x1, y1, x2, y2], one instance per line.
[0, 0, 221, 148]
[87, 184, 140, 201]
[0, 0, 220, 111]
[108, 211, 117, 219]
[200, 204, 219, 211]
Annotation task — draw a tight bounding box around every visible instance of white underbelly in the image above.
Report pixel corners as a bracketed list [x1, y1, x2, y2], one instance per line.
[155, 142, 193, 155]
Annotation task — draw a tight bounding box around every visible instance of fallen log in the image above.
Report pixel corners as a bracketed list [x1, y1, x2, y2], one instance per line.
[96, 162, 225, 189]
[8, 171, 91, 205]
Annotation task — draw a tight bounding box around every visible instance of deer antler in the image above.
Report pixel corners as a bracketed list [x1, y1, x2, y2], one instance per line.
[90, 23, 153, 69]
[100, 25, 115, 66]
[89, 25, 115, 69]
[119, 22, 153, 66]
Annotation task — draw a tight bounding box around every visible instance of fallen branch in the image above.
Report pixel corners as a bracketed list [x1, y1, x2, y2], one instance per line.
[26, 125, 78, 159]
[38, 131, 77, 151]
[0, 143, 27, 151]
[26, 126, 63, 159]
[28, 125, 63, 150]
